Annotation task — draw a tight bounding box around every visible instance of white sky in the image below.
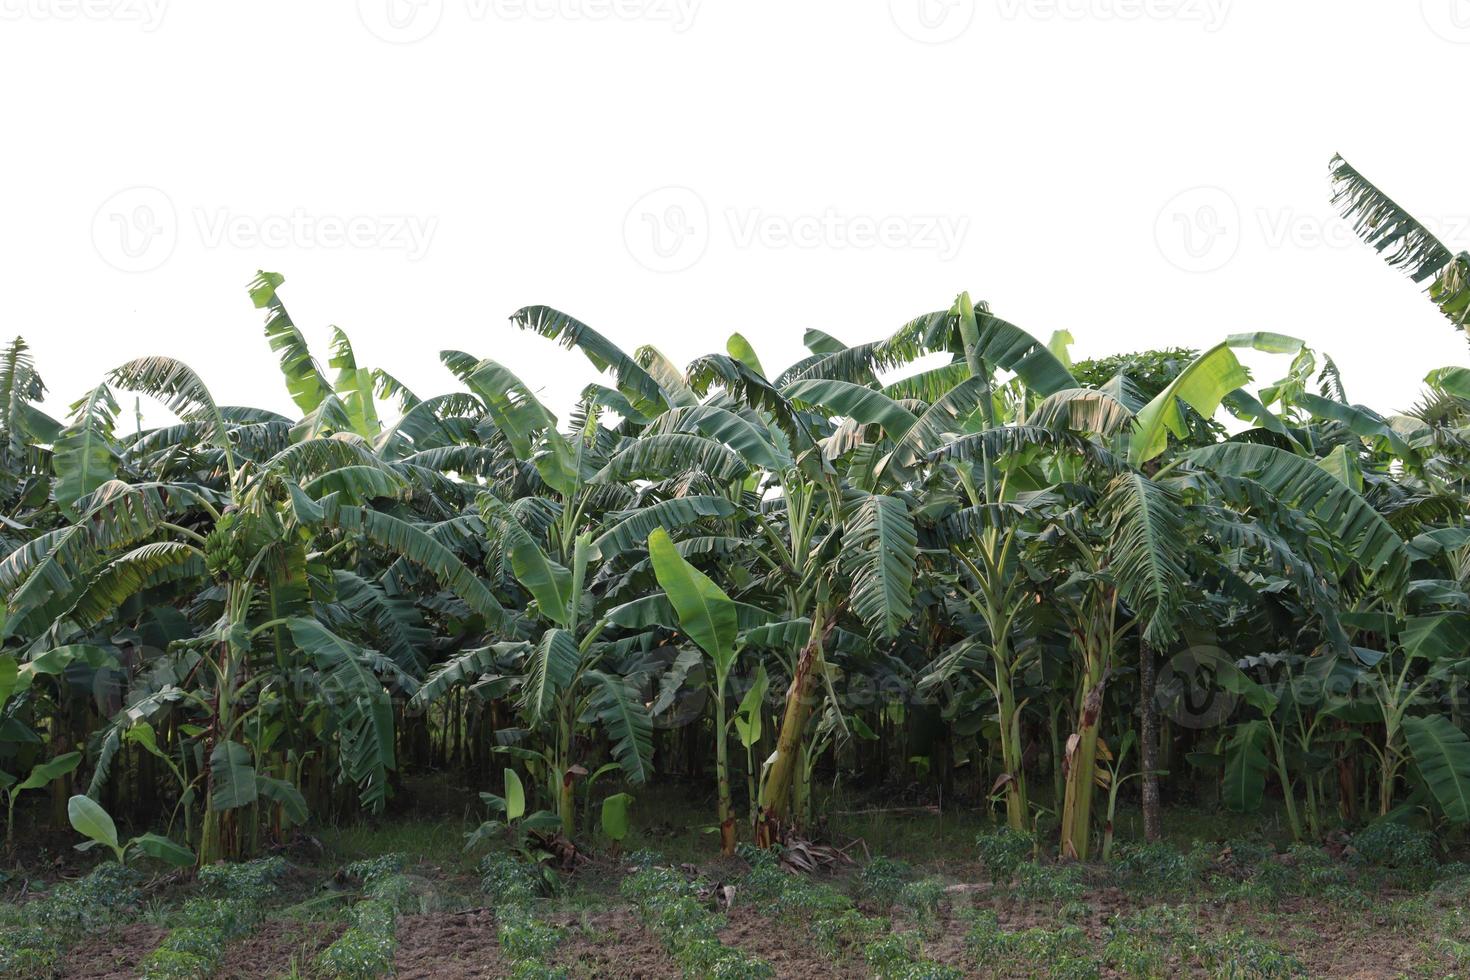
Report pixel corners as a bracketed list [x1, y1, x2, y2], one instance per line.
[3, 1, 1468, 427]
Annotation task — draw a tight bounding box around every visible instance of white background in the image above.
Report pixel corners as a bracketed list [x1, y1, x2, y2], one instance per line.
[3, 0, 1468, 424]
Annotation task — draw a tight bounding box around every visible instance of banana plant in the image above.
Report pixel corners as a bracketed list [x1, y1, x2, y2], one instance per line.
[1330, 155, 1469, 333]
[2, 751, 79, 851]
[733, 666, 769, 834]
[66, 794, 194, 868]
[648, 526, 742, 854]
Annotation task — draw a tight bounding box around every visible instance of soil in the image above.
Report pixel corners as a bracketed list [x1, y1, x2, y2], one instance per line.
[394, 908, 508, 978]
[214, 918, 347, 979]
[57, 923, 168, 979]
[552, 907, 678, 978]
[721, 906, 866, 979]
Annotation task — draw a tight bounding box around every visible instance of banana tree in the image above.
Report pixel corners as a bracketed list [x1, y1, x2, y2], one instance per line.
[647, 526, 742, 853]
[1330, 155, 1469, 333]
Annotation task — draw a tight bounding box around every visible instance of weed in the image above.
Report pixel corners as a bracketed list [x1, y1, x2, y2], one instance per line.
[974, 827, 1034, 885]
[507, 962, 571, 980]
[343, 853, 410, 883]
[29, 864, 142, 931]
[139, 947, 213, 980]
[498, 908, 565, 961]
[738, 862, 788, 904]
[773, 880, 850, 921]
[1202, 932, 1307, 979]
[896, 877, 945, 921]
[198, 856, 289, 901]
[481, 852, 546, 908]
[315, 872, 415, 979]
[1114, 841, 1205, 893]
[1011, 863, 1085, 905]
[1104, 906, 1201, 978]
[810, 908, 889, 956]
[316, 926, 397, 979]
[859, 856, 914, 909]
[0, 925, 61, 977]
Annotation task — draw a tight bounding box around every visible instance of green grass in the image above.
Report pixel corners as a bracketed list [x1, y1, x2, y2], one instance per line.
[6, 782, 1470, 979]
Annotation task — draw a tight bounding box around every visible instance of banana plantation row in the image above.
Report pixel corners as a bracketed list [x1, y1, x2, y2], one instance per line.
[3, 156, 1470, 870]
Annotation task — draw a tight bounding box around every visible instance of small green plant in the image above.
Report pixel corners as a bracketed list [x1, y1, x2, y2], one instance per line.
[140, 895, 260, 979]
[498, 908, 564, 961]
[465, 768, 562, 855]
[773, 879, 850, 921]
[1011, 862, 1085, 905]
[1202, 932, 1306, 978]
[1351, 821, 1436, 870]
[316, 871, 415, 979]
[738, 860, 789, 904]
[1, 751, 80, 850]
[199, 856, 289, 901]
[317, 926, 397, 979]
[344, 853, 410, 882]
[480, 852, 547, 907]
[622, 862, 774, 978]
[0, 925, 62, 977]
[1114, 841, 1205, 894]
[975, 827, 1035, 885]
[66, 795, 195, 868]
[896, 877, 945, 926]
[601, 792, 633, 855]
[507, 962, 571, 980]
[860, 856, 914, 908]
[863, 931, 961, 980]
[139, 946, 213, 980]
[1104, 906, 1201, 978]
[811, 909, 889, 956]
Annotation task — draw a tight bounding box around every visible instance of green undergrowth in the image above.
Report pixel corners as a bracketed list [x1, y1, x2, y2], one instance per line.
[139, 856, 288, 980]
[621, 852, 775, 979]
[314, 854, 423, 979]
[0, 863, 143, 977]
